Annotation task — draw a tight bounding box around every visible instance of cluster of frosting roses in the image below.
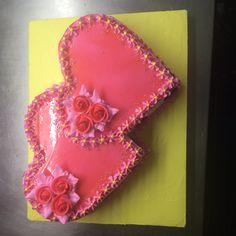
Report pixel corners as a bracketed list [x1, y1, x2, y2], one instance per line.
[65, 85, 119, 138]
[26, 166, 80, 224]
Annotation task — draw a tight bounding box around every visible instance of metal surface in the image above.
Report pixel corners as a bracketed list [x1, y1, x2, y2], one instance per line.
[0, 0, 214, 235]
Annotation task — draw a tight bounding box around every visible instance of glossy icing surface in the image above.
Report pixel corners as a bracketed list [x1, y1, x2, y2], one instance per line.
[24, 14, 179, 223]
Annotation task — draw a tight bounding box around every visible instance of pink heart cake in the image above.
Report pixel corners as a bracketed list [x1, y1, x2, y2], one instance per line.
[23, 14, 180, 224]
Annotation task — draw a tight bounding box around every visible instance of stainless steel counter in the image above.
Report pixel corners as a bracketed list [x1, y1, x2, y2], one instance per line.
[0, 0, 214, 235]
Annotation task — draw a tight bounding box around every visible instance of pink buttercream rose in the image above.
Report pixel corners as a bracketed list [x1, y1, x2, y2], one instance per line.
[73, 96, 91, 113]
[35, 186, 53, 204]
[90, 103, 109, 123]
[51, 176, 70, 195]
[51, 195, 72, 216]
[76, 115, 93, 133]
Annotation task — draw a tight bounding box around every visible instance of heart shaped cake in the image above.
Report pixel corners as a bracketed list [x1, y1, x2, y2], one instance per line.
[23, 14, 180, 224]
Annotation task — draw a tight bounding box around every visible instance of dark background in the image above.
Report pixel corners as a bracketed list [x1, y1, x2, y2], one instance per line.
[204, 0, 236, 235]
[0, 0, 235, 235]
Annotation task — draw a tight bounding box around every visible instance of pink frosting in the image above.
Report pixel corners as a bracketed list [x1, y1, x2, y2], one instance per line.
[23, 14, 180, 224]
[63, 84, 119, 138]
[26, 166, 80, 224]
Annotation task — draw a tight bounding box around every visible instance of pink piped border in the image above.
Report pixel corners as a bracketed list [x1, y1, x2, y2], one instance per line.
[24, 14, 179, 223]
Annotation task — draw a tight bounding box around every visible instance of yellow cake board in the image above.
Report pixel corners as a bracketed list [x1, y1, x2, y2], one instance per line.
[28, 10, 187, 227]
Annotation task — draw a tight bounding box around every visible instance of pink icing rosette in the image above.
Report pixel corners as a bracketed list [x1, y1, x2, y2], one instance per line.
[26, 166, 80, 224]
[64, 84, 119, 138]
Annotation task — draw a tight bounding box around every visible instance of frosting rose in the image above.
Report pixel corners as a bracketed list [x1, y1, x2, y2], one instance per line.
[26, 166, 80, 224]
[64, 85, 119, 138]
[51, 176, 70, 195]
[73, 96, 91, 113]
[35, 186, 53, 204]
[51, 195, 72, 216]
[90, 103, 109, 123]
[76, 115, 93, 133]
